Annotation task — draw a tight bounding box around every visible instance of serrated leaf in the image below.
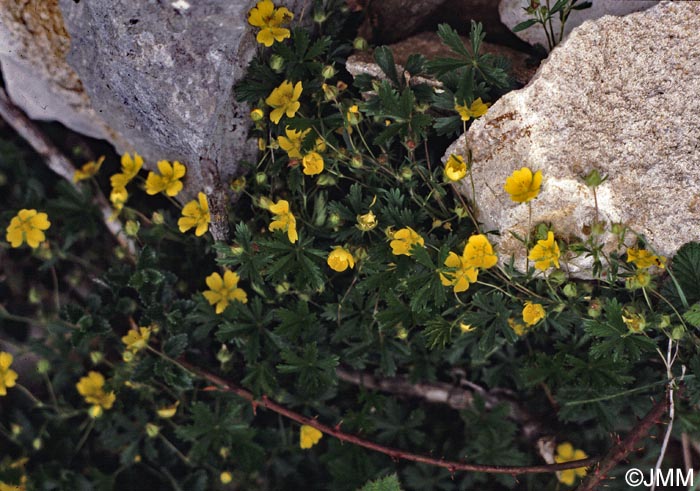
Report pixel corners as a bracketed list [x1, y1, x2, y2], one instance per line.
[357, 473, 403, 491]
[683, 303, 700, 328]
[374, 46, 399, 86]
[163, 333, 188, 357]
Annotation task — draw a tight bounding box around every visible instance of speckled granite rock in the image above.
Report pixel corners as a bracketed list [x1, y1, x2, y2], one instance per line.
[499, 0, 658, 49]
[445, 2, 700, 276]
[58, 0, 308, 240]
[0, 0, 121, 141]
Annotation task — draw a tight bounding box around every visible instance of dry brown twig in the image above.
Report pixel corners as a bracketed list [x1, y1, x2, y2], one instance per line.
[0, 86, 133, 253]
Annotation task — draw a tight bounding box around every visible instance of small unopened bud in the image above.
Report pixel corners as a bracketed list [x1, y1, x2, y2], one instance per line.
[151, 211, 164, 225]
[353, 37, 369, 51]
[220, 471, 234, 484]
[125, 220, 140, 237]
[583, 169, 607, 188]
[250, 108, 264, 121]
[563, 283, 577, 298]
[230, 177, 246, 193]
[399, 166, 413, 181]
[217, 344, 233, 364]
[32, 438, 43, 450]
[90, 351, 104, 365]
[11, 424, 22, 436]
[145, 423, 160, 438]
[313, 9, 327, 23]
[322, 83, 338, 101]
[350, 155, 363, 169]
[321, 65, 336, 79]
[255, 172, 268, 185]
[548, 270, 567, 286]
[269, 54, 284, 72]
[328, 212, 341, 227]
[317, 174, 337, 186]
[37, 359, 50, 374]
[671, 325, 685, 340]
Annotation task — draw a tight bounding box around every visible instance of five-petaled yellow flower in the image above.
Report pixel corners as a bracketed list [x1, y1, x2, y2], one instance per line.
[122, 326, 152, 354]
[300, 424, 323, 449]
[266, 80, 303, 124]
[555, 442, 588, 486]
[356, 210, 378, 232]
[390, 227, 425, 256]
[504, 167, 542, 203]
[203, 270, 248, 314]
[528, 231, 560, 271]
[626, 247, 665, 269]
[440, 252, 478, 293]
[278, 127, 310, 159]
[73, 156, 105, 182]
[268, 199, 298, 243]
[178, 192, 211, 236]
[444, 154, 467, 182]
[302, 152, 324, 176]
[0, 352, 18, 396]
[522, 302, 545, 326]
[247, 0, 293, 47]
[145, 160, 186, 197]
[463, 234, 498, 270]
[455, 97, 490, 121]
[327, 247, 355, 272]
[76, 371, 116, 417]
[111, 152, 144, 190]
[6, 209, 51, 249]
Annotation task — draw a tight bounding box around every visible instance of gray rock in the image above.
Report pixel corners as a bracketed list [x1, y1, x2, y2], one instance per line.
[0, 0, 120, 141]
[58, 0, 308, 240]
[445, 2, 700, 276]
[499, 0, 658, 49]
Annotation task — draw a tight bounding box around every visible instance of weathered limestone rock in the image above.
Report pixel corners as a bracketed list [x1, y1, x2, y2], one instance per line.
[445, 2, 700, 276]
[347, 32, 538, 88]
[499, 0, 658, 49]
[0, 0, 120, 141]
[58, 0, 307, 239]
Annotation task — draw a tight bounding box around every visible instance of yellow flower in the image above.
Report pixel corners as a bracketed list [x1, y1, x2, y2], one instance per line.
[73, 156, 105, 182]
[121, 152, 143, 179]
[444, 154, 467, 181]
[440, 252, 478, 293]
[247, 0, 293, 47]
[300, 424, 323, 449]
[315, 137, 327, 153]
[454, 97, 490, 121]
[178, 192, 211, 236]
[508, 318, 528, 336]
[266, 80, 303, 124]
[5, 209, 51, 249]
[504, 167, 542, 203]
[278, 127, 310, 159]
[145, 160, 186, 197]
[203, 270, 248, 314]
[390, 227, 424, 256]
[356, 210, 378, 232]
[626, 247, 665, 269]
[76, 371, 116, 413]
[463, 234, 498, 269]
[109, 186, 129, 214]
[0, 352, 18, 396]
[157, 401, 180, 419]
[528, 231, 560, 271]
[327, 247, 355, 272]
[220, 471, 233, 484]
[346, 104, 361, 125]
[554, 442, 588, 486]
[522, 302, 545, 326]
[302, 152, 324, 175]
[622, 310, 646, 333]
[121, 326, 152, 354]
[268, 199, 298, 243]
[250, 108, 264, 121]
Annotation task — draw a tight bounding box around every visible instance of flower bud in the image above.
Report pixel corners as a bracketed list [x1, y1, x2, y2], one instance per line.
[145, 423, 160, 438]
[583, 169, 607, 188]
[37, 359, 50, 374]
[357, 211, 378, 232]
[125, 220, 140, 237]
[11, 424, 22, 436]
[32, 438, 43, 450]
[350, 155, 363, 169]
[328, 212, 341, 227]
[90, 351, 104, 365]
[321, 65, 336, 79]
[151, 211, 164, 225]
[671, 325, 685, 340]
[562, 283, 577, 298]
[254, 172, 268, 186]
[548, 270, 567, 286]
[217, 344, 233, 364]
[322, 83, 338, 101]
[250, 108, 264, 121]
[317, 174, 337, 186]
[313, 9, 327, 23]
[230, 177, 246, 193]
[400, 166, 414, 181]
[275, 282, 291, 294]
[221, 471, 233, 484]
[269, 54, 285, 72]
[587, 298, 602, 318]
[353, 37, 369, 51]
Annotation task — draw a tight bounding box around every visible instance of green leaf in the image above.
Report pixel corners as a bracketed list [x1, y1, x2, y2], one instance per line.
[669, 242, 700, 306]
[357, 474, 403, 491]
[374, 46, 399, 86]
[163, 333, 188, 358]
[436, 23, 469, 59]
[512, 19, 538, 32]
[683, 302, 700, 328]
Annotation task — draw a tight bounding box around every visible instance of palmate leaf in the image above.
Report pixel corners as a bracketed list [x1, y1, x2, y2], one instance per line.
[668, 242, 700, 306]
[374, 46, 400, 86]
[356, 474, 403, 491]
